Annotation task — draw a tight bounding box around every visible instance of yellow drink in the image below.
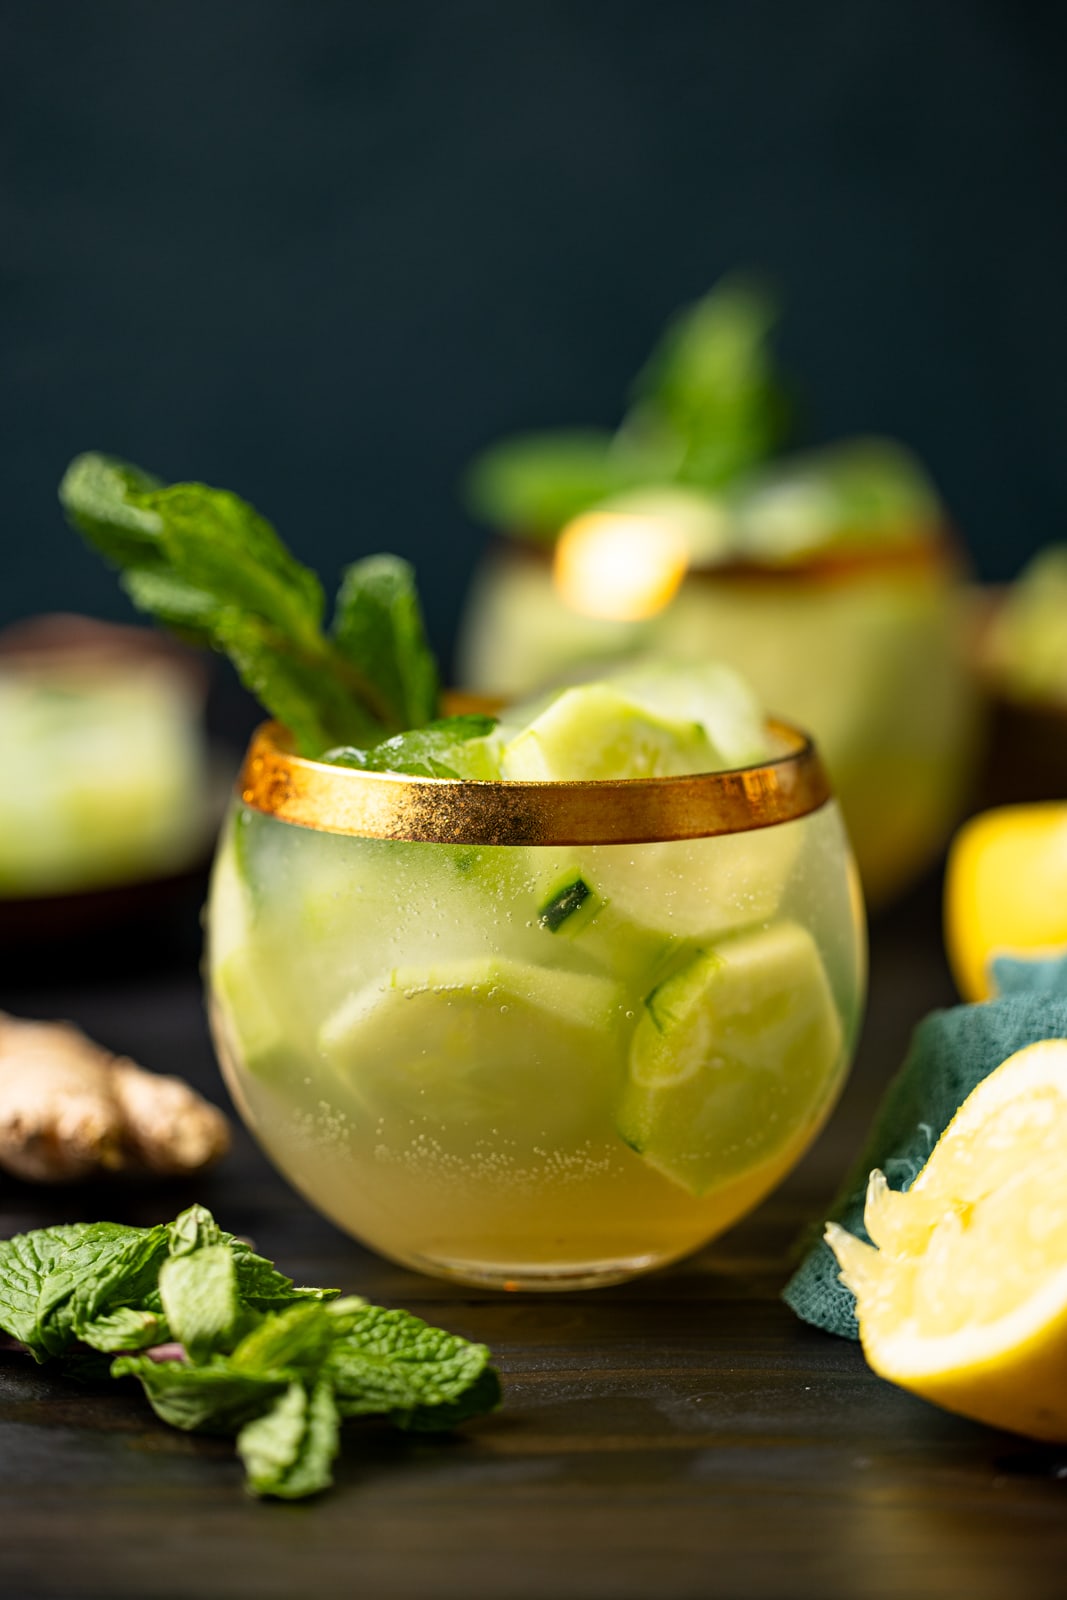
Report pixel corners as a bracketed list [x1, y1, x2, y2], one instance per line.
[208, 723, 864, 1289]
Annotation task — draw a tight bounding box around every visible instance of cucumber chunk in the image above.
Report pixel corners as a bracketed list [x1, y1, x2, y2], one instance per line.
[318, 956, 626, 1148]
[601, 659, 772, 769]
[500, 685, 720, 781]
[530, 857, 681, 984]
[616, 921, 843, 1195]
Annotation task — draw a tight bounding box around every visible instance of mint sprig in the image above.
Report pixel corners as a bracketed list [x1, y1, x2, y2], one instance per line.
[0, 1205, 499, 1498]
[59, 454, 440, 757]
[463, 273, 791, 537]
[327, 713, 498, 779]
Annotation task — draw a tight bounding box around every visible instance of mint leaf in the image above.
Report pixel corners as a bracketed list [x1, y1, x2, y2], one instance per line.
[464, 276, 793, 542]
[60, 454, 407, 756]
[0, 1224, 95, 1355]
[331, 555, 438, 732]
[1, 1211, 499, 1501]
[0, 1221, 172, 1360]
[75, 1306, 168, 1354]
[223, 1235, 339, 1312]
[168, 1204, 222, 1257]
[158, 1246, 242, 1363]
[463, 429, 634, 538]
[625, 275, 789, 487]
[133, 480, 325, 646]
[327, 1304, 498, 1427]
[53, 454, 165, 570]
[397, 1363, 503, 1432]
[112, 1354, 285, 1434]
[229, 1299, 365, 1380]
[169, 1207, 340, 1316]
[60, 459, 323, 645]
[36, 1223, 170, 1359]
[237, 1379, 340, 1500]
[327, 714, 498, 779]
[211, 610, 364, 762]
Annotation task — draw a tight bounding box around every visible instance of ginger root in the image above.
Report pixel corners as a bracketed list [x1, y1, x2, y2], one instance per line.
[0, 1011, 230, 1183]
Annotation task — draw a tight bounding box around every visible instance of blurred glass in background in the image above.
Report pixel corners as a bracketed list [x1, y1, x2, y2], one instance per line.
[0, 617, 214, 899]
[459, 280, 980, 907]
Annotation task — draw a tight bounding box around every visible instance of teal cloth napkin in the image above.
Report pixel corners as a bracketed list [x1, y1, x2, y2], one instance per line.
[992, 951, 1067, 997]
[783, 958, 1067, 1340]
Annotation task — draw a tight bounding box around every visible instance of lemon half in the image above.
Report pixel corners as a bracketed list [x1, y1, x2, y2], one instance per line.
[827, 1038, 1067, 1441]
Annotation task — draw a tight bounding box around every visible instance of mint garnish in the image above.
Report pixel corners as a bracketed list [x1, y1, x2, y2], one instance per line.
[0, 1206, 500, 1498]
[59, 454, 441, 757]
[464, 274, 789, 536]
[327, 713, 498, 779]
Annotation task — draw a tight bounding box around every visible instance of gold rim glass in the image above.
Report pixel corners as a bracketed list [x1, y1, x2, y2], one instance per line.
[237, 718, 832, 848]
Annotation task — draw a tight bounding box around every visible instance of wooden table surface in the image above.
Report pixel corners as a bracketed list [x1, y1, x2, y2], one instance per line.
[2, 879, 1066, 1600]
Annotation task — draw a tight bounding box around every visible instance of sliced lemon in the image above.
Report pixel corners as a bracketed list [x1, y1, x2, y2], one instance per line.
[827, 1038, 1067, 1442]
[944, 803, 1067, 1002]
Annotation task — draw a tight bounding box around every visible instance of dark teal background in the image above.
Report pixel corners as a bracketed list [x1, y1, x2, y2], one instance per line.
[5, 0, 1067, 669]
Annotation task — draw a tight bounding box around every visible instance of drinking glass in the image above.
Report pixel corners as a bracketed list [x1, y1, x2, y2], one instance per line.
[208, 718, 865, 1289]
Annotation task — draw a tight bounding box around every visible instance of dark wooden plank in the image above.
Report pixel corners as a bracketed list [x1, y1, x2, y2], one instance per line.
[2, 878, 1065, 1600]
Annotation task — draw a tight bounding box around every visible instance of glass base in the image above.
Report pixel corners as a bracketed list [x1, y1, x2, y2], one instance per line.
[388, 1247, 668, 1291]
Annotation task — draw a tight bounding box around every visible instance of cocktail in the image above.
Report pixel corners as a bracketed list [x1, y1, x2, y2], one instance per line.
[209, 710, 862, 1287]
[63, 453, 865, 1290]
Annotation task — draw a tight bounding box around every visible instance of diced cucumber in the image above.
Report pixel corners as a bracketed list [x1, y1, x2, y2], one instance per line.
[601, 659, 772, 769]
[538, 874, 595, 932]
[500, 685, 719, 780]
[616, 920, 843, 1195]
[318, 956, 627, 1148]
[530, 857, 681, 984]
[578, 823, 803, 941]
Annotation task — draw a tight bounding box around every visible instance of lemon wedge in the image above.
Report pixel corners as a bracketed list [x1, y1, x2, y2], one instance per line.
[944, 803, 1067, 1002]
[827, 1038, 1067, 1441]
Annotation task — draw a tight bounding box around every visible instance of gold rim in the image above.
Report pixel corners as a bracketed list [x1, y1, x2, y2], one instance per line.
[505, 525, 963, 587]
[237, 720, 832, 847]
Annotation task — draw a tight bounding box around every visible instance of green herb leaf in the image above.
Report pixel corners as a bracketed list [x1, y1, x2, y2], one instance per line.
[75, 1306, 168, 1354]
[212, 609, 369, 759]
[36, 1223, 170, 1360]
[2, 1210, 498, 1501]
[168, 1204, 222, 1258]
[223, 1235, 339, 1312]
[327, 714, 499, 779]
[327, 1304, 499, 1428]
[59, 454, 417, 756]
[331, 555, 439, 731]
[463, 429, 635, 538]
[0, 1224, 95, 1355]
[112, 1355, 286, 1435]
[229, 1300, 362, 1379]
[237, 1379, 340, 1500]
[396, 1363, 504, 1433]
[464, 276, 793, 543]
[52, 455, 165, 570]
[158, 1246, 242, 1364]
[625, 275, 789, 487]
